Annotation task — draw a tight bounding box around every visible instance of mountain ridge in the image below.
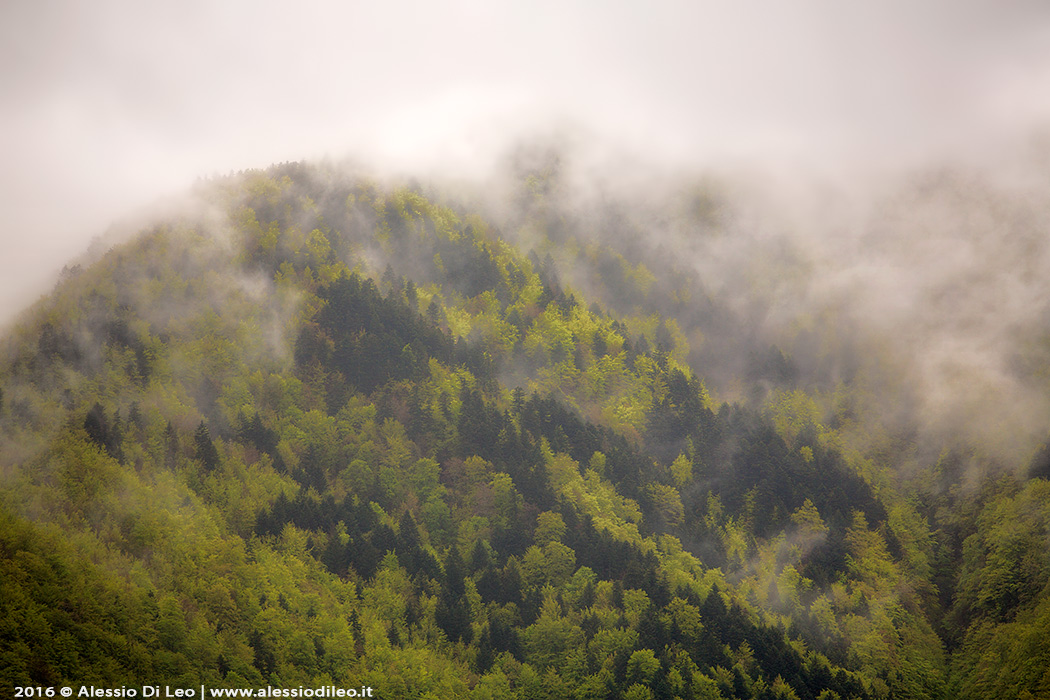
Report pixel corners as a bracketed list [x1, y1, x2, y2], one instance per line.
[2, 158, 1048, 699]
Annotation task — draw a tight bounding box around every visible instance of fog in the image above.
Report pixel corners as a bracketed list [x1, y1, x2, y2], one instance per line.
[4, 1, 1050, 470]
[3, 0, 1049, 321]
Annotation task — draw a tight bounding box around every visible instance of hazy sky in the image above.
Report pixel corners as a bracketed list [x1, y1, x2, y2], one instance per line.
[2, 0, 1050, 324]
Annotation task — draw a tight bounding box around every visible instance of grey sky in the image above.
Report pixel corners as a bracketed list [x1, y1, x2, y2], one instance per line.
[2, 0, 1050, 324]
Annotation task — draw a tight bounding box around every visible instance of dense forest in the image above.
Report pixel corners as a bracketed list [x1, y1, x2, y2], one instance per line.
[2, 154, 1049, 699]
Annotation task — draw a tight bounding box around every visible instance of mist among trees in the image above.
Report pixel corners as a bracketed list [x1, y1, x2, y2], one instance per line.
[2, 149, 1050, 699]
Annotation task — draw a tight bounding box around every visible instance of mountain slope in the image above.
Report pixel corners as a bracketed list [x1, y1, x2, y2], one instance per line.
[1, 160, 1047, 699]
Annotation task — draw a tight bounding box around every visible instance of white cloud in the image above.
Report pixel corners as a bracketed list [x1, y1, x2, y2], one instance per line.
[2, 0, 1050, 323]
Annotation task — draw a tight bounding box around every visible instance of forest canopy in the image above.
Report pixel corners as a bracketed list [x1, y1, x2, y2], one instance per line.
[2, 156, 1050, 700]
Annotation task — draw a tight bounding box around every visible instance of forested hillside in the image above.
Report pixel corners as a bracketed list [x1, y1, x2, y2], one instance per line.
[2, 157, 1049, 699]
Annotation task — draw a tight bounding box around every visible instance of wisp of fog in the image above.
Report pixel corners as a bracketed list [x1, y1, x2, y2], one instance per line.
[3, 0, 1050, 477]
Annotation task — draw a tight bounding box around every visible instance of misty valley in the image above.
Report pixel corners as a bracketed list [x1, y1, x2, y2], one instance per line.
[3, 152, 1050, 700]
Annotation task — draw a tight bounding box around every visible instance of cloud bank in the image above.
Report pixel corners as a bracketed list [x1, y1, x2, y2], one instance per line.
[3, 0, 1050, 473]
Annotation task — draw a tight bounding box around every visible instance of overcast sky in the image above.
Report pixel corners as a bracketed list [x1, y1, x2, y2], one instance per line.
[2, 0, 1050, 324]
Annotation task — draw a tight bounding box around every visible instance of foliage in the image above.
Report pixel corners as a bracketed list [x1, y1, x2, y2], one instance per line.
[2, 160, 1045, 699]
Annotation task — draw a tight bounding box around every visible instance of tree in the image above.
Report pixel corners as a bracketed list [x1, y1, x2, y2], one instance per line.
[83, 402, 110, 450]
[195, 421, 220, 472]
[535, 511, 567, 546]
[626, 649, 660, 686]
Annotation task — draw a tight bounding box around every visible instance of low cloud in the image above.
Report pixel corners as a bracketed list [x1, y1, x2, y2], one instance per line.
[3, 1, 1050, 475]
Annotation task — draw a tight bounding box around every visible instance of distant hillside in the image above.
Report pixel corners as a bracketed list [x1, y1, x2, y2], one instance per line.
[2, 159, 1049, 699]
